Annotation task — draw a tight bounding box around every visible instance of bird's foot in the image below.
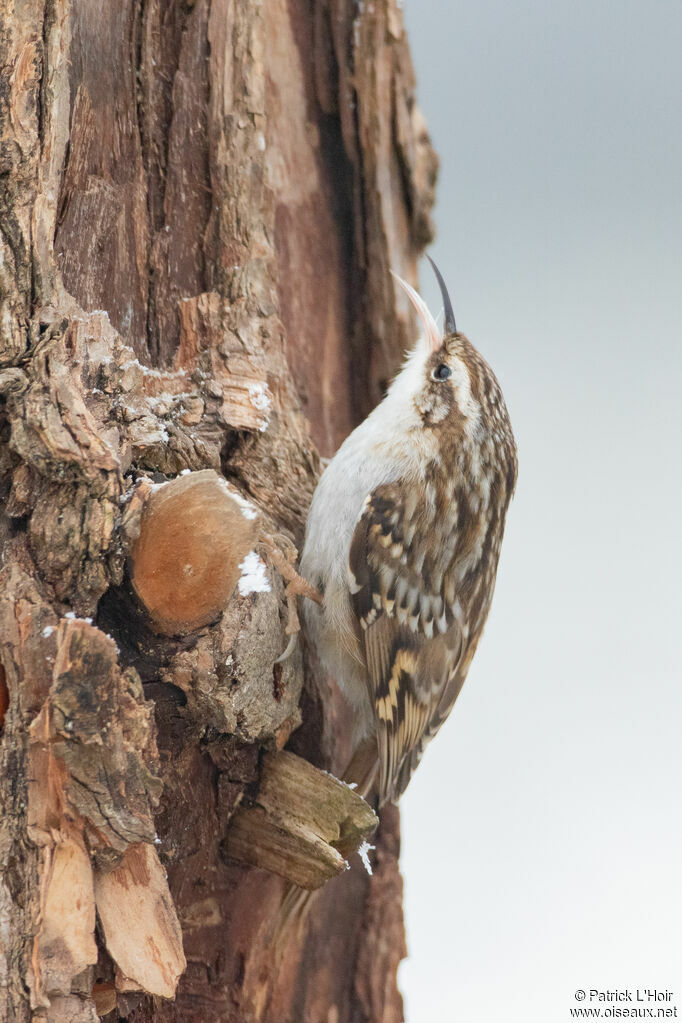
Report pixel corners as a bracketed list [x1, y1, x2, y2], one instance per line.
[259, 535, 322, 662]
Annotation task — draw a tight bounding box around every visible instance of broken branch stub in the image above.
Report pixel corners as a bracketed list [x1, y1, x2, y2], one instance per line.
[128, 469, 259, 636]
[224, 751, 379, 890]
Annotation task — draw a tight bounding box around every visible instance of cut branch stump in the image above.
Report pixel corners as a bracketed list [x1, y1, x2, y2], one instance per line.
[128, 469, 260, 636]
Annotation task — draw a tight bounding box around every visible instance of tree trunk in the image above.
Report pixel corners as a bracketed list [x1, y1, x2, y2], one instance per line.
[0, 1, 437, 1020]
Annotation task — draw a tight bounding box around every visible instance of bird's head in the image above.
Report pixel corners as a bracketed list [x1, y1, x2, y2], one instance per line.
[390, 258, 513, 469]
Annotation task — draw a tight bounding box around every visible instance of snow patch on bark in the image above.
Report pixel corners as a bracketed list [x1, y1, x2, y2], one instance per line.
[218, 478, 258, 520]
[247, 381, 272, 430]
[358, 841, 374, 876]
[238, 551, 271, 595]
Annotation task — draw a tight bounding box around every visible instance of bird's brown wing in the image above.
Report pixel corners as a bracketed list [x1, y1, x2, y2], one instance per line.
[348, 483, 467, 805]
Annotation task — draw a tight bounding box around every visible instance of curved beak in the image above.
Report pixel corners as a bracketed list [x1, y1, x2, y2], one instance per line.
[390, 270, 442, 352]
[426, 256, 456, 335]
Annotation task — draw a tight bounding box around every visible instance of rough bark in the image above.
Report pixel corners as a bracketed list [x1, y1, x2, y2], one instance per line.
[0, 1, 437, 1021]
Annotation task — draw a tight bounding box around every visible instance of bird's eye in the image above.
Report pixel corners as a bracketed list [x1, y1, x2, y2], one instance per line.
[433, 363, 452, 381]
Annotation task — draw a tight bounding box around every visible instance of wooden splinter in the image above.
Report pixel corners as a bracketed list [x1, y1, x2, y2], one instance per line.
[224, 751, 378, 890]
[0, 664, 8, 732]
[129, 470, 259, 636]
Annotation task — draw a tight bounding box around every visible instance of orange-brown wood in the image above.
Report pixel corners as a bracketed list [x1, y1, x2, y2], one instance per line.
[129, 471, 259, 636]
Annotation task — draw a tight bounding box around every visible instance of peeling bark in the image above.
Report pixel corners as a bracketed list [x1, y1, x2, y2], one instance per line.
[0, 0, 437, 1020]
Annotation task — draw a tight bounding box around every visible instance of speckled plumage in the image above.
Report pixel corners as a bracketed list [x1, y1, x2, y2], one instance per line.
[301, 265, 517, 806]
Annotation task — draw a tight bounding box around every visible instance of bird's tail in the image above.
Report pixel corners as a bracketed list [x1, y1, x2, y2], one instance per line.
[274, 741, 379, 942]
[341, 738, 381, 807]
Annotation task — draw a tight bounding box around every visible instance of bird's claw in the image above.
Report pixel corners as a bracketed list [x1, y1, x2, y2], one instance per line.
[259, 536, 323, 661]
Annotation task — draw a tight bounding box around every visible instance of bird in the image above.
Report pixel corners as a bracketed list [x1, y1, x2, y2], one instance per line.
[299, 257, 518, 808]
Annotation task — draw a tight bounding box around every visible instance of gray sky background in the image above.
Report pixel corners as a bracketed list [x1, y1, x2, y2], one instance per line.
[398, 2, 682, 1020]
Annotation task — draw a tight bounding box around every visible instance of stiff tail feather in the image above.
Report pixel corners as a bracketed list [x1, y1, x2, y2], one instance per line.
[274, 741, 379, 943]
